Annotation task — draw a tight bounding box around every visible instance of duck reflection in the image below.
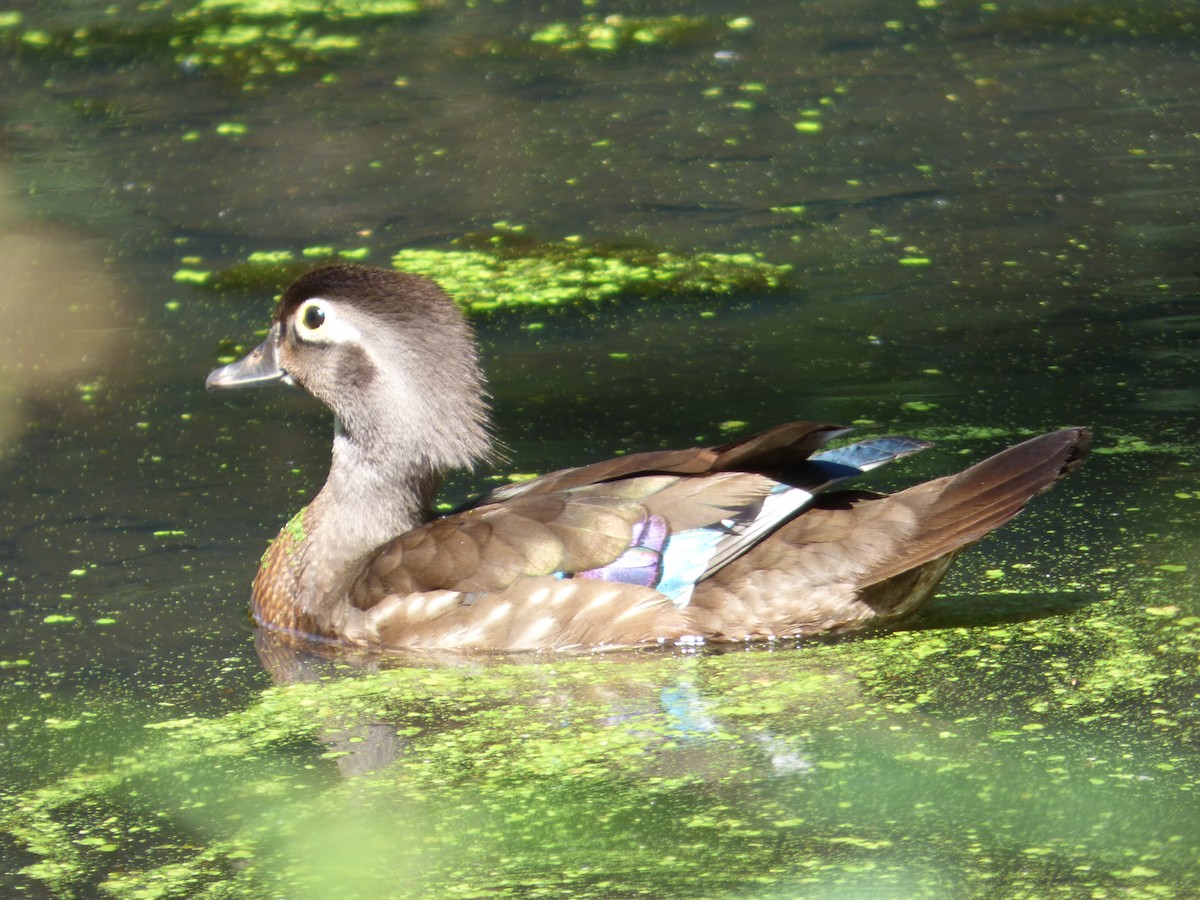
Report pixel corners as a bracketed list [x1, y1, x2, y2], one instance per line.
[253, 628, 862, 782]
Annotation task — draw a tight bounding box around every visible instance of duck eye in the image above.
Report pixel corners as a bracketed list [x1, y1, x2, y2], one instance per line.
[302, 304, 326, 330]
[293, 297, 357, 344]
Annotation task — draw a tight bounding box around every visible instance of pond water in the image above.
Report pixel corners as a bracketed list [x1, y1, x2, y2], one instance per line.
[2, 0, 1199, 896]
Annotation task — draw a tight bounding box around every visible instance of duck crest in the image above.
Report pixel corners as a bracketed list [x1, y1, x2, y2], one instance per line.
[209, 264, 1090, 652]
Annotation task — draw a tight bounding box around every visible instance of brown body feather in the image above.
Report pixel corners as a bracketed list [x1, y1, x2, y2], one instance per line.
[252, 424, 1089, 651]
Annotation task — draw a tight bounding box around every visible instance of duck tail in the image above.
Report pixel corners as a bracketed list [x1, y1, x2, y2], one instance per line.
[685, 427, 1090, 641]
[860, 426, 1091, 586]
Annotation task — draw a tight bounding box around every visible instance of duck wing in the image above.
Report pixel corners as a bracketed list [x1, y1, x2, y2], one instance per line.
[349, 473, 781, 651]
[348, 430, 932, 627]
[686, 427, 1091, 640]
[355, 472, 786, 599]
[468, 420, 853, 505]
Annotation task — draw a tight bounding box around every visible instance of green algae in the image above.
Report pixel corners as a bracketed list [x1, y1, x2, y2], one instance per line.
[0, 2, 749, 82]
[259, 509, 307, 567]
[0, 0, 430, 82]
[955, 3, 1200, 43]
[529, 14, 749, 54]
[391, 245, 789, 312]
[282, 508, 307, 545]
[1094, 433, 1173, 455]
[6, 550, 1200, 899]
[894, 424, 1193, 462]
[170, 18, 370, 77]
[204, 231, 791, 313]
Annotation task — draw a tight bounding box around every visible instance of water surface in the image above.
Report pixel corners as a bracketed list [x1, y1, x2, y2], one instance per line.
[2, 1, 1199, 896]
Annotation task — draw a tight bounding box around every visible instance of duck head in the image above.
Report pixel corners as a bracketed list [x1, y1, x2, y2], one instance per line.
[207, 265, 491, 482]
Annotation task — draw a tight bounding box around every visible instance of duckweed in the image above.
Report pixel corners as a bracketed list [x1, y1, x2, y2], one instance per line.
[174, 0, 427, 70]
[529, 14, 745, 54]
[0, 2, 752, 86]
[392, 235, 790, 311]
[282, 508, 307, 545]
[5, 444, 1199, 897]
[5, 566, 1200, 898]
[978, 6, 1200, 42]
[0, 0, 431, 81]
[172, 269, 212, 284]
[204, 231, 791, 312]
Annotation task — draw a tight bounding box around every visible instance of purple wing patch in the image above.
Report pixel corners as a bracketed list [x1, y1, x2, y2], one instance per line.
[577, 513, 669, 588]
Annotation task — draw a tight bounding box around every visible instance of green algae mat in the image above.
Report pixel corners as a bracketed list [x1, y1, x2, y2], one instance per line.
[184, 228, 791, 317]
[6, 572, 1200, 898]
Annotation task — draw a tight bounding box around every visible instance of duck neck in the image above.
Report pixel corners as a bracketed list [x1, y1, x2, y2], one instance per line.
[258, 410, 487, 638]
[319, 426, 437, 549]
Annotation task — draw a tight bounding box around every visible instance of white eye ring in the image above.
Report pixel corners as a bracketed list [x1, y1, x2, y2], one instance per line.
[298, 300, 326, 334]
[293, 298, 360, 344]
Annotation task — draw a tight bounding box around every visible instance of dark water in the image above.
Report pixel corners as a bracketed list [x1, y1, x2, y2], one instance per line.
[3, 1, 1200, 896]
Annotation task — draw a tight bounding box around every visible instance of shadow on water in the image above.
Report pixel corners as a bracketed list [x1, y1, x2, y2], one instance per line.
[910, 589, 1097, 631]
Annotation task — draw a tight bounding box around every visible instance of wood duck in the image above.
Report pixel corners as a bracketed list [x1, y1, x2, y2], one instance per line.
[207, 264, 1089, 652]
